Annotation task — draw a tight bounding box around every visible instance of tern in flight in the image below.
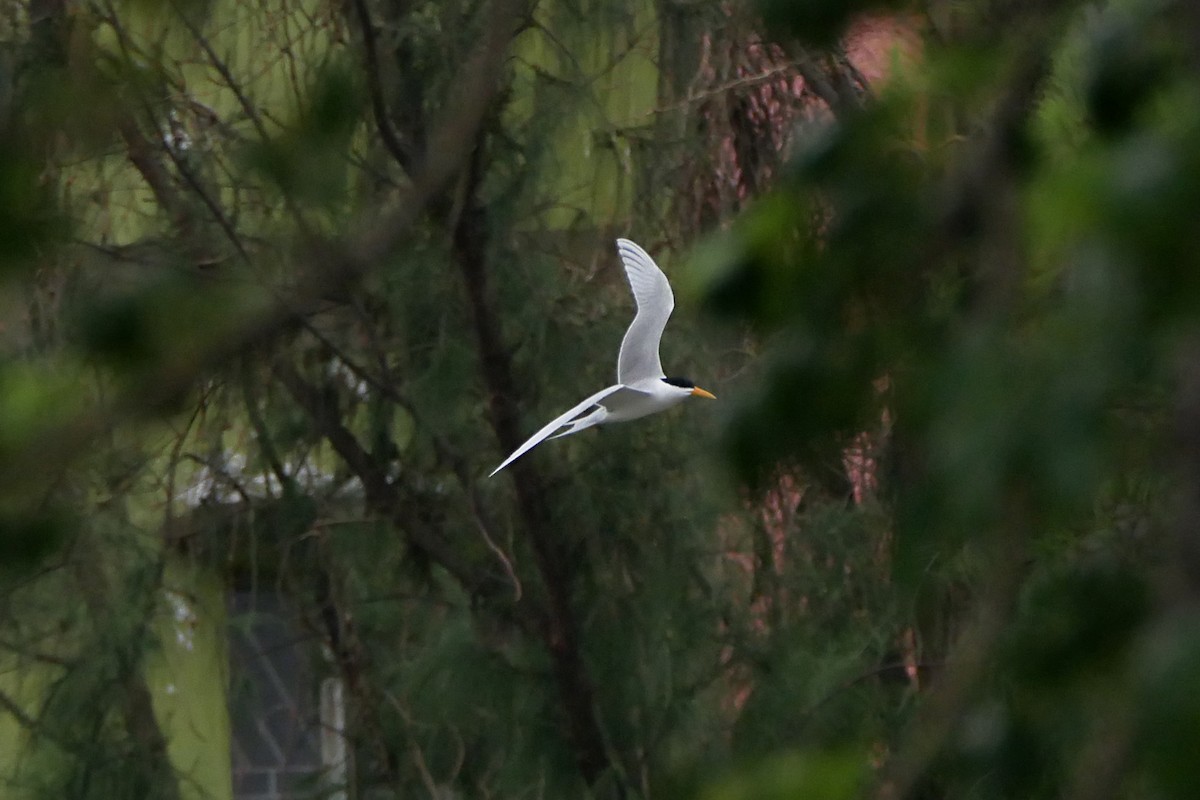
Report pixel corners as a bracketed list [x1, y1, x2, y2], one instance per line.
[490, 238, 715, 476]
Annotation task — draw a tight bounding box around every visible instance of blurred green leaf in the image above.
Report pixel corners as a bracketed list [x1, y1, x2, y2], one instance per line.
[1135, 614, 1200, 799]
[1007, 563, 1149, 687]
[0, 501, 74, 571]
[243, 59, 364, 206]
[0, 135, 65, 272]
[1081, 5, 1173, 136]
[701, 750, 865, 800]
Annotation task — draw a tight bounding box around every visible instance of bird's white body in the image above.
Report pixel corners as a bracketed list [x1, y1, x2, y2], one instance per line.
[490, 239, 713, 476]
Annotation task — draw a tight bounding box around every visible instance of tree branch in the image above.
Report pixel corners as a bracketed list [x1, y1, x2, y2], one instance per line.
[0, 0, 529, 498]
[116, 116, 194, 238]
[351, 0, 419, 175]
[452, 146, 616, 786]
[272, 361, 510, 606]
[0, 686, 38, 731]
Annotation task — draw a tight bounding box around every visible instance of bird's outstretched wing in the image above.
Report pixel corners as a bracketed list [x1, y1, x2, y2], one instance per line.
[489, 384, 648, 476]
[616, 238, 674, 385]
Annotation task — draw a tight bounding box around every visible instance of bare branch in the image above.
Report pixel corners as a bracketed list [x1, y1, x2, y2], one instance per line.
[350, 0, 418, 175]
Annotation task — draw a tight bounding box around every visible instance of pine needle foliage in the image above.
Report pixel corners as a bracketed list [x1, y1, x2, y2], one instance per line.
[4, 0, 1199, 798]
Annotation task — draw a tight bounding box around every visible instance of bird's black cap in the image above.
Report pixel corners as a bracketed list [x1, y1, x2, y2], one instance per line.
[662, 376, 695, 388]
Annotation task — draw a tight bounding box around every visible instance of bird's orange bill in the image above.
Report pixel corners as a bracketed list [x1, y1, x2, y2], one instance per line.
[691, 387, 716, 399]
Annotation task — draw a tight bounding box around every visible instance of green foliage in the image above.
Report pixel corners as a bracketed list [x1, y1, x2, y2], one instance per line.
[8, 0, 1200, 797]
[1007, 562, 1149, 688]
[1135, 614, 1200, 799]
[0, 501, 74, 571]
[0, 140, 64, 271]
[244, 59, 366, 208]
[1079, 3, 1174, 137]
[694, 0, 1200, 796]
[702, 749, 865, 800]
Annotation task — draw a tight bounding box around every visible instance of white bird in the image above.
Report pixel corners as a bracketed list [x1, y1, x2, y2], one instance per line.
[490, 238, 715, 476]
